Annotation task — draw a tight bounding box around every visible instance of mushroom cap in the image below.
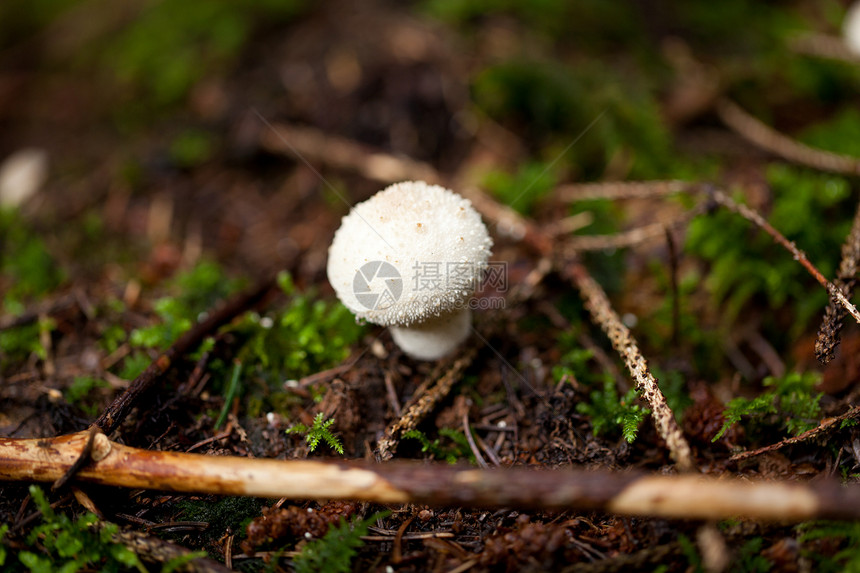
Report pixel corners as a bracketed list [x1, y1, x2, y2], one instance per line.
[327, 181, 492, 327]
[846, 2, 860, 55]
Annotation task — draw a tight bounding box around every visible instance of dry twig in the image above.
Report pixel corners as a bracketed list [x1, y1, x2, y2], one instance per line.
[376, 345, 479, 461]
[562, 204, 706, 253]
[556, 180, 695, 202]
[4, 430, 860, 522]
[716, 98, 860, 176]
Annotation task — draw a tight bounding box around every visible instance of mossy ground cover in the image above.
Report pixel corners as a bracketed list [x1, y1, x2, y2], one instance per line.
[2, 1, 860, 571]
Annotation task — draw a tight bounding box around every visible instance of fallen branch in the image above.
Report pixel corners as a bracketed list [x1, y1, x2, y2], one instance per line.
[3, 430, 860, 522]
[716, 98, 860, 176]
[94, 276, 276, 435]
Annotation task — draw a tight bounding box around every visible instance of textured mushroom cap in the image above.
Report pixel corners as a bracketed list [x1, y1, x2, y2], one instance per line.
[846, 2, 860, 55]
[390, 308, 472, 360]
[327, 181, 492, 327]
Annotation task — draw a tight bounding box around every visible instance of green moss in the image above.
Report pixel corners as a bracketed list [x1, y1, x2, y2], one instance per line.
[227, 272, 365, 389]
[291, 512, 388, 573]
[800, 108, 860, 157]
[422, 0, 645, 49]
[713, 371, 823, 442]
[799, 521, 860, 572]
[130, 260, 246, 351]
[66, 376, 111, 417]
[104, 0, 307, 109]
[576, 375, 649, 443]
[482, 161, 557, 215]
[0, 316, 54, 371]
[0, 210, 65, 310]
[471, 59, 693, 181]
[402, 428, 476, 464]
[176, 497, 264, 541]
[2, 485, 146, 572]
[686, 166, 852, 331]
[169, 129, 216, 168]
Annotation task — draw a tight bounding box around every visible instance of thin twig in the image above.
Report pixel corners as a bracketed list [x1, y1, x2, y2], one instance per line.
[729, 405, 860, 463]
[716, 98, 860, 176]
[4, 430, 860, 521]
[562, 204, 706, 253]
[376, 345, 479, 461]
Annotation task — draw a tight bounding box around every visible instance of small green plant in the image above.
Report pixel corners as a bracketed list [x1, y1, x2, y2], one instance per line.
[0, 209, 65, 310]
[0, 316, 54, 371]
[66, 376, 111, 417]
[577, 375, 650, 443]
[402, 428, 476, 464]
[732, 536, 773, 573]
[227, 272, 365, 386]
[291, 512, 387, 573]
[286, 413, 344, 454]
[0, 523, 8, 566]
[130, 260, 245, 351]
[798, 521, 860, 572]
[7, 485, 145, 572]
[713, 371, 822, 441]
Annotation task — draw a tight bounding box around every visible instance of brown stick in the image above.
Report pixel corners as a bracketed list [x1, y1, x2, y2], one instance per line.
[2, 430, 860, 522]
[716, 98, 860, 176]
[94, 276, 275, 435]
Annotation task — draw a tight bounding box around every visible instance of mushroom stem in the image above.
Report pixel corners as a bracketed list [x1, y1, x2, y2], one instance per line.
[389, 308, 472, 360]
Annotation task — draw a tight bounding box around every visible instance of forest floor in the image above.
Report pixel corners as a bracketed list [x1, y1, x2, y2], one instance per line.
[3, 1, 860, 571]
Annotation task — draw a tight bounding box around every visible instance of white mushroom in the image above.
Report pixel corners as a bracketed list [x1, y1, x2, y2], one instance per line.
[845, 2, 860, 56]
[327, 181, 493, 360]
